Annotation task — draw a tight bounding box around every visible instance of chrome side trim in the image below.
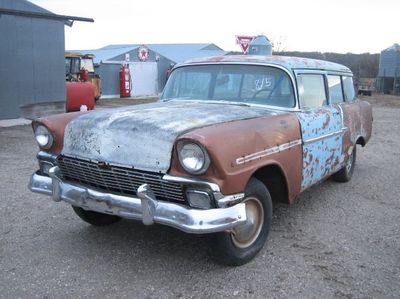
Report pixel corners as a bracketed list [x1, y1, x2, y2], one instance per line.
[303, 127, 348, 145]
[28, 167, 247, 234]
[236, 139, 302, 165]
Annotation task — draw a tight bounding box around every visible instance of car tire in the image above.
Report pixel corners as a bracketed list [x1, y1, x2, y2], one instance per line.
[332, 145, 357, 182]
[72, 206, 121, 226]
[210, 177, 272, 266]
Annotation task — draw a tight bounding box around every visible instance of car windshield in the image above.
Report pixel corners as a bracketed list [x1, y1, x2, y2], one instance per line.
[161, 64, 295, 108]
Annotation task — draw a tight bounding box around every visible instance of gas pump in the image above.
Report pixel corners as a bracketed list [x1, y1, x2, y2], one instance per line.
[119, 64, 132, 97]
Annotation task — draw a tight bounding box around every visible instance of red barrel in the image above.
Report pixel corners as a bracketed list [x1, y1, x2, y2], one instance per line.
[66, 82, 95, 112]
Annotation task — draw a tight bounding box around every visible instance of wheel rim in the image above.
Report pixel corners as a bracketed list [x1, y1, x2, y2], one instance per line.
[231, 196, 264, 249]
[346, 148, 354, 173]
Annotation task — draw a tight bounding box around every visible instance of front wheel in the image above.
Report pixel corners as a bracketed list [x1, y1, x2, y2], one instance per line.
[211, 178, 272, 266]
[332, 145, 357, 182]
[72, 206, 121, 226]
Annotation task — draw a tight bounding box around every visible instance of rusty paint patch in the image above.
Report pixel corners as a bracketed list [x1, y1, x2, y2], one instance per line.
[297, 106, 343, 190]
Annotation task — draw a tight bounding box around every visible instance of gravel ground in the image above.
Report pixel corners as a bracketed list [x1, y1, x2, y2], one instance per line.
[0, 95, 399, 298]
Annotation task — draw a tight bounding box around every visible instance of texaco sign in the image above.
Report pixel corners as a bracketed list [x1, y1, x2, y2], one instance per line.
[138, 45, 149, 62]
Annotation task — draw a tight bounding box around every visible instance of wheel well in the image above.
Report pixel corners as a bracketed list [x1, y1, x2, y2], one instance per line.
[253, 165, 289, 204]
[356, 136, 366, 147]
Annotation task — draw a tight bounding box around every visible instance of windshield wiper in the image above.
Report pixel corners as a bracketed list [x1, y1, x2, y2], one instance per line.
[162, 98, 251, 107]
[162, 97, 191, 102]
[204, 100, 251, 107]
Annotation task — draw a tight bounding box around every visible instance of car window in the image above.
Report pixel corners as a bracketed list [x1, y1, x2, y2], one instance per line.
[343, 76, 356, 102]
[166, 70, 212, 99]
[327, 75, 344, 104]
[214, 73, 242, 99]
[162, 65, 296, 108]
[297, 74, 327, 108]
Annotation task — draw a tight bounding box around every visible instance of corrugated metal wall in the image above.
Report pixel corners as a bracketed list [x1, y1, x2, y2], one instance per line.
[112, 48, 174, 93]
[98, 48, 174, 97]
[96, 64, 121, 97]
[0, 0, 65, 119]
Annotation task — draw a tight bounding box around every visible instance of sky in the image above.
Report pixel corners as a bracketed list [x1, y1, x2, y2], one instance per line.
[30, 0, 399, 54]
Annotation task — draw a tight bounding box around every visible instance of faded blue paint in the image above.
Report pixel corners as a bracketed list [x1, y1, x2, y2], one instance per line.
[297, 107, 343, 190]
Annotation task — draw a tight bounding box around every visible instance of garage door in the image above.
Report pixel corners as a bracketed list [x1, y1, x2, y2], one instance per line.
[129, 62, 158, 96]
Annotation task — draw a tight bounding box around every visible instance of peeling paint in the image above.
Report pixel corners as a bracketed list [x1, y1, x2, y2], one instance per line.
[297, 106, 343, 190]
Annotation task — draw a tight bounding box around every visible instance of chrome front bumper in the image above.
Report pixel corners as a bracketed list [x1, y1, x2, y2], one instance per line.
[28, 166, 247, 234]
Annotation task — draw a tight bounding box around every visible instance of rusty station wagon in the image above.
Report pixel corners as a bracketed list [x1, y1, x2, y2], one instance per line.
[29, 55, 373, 265]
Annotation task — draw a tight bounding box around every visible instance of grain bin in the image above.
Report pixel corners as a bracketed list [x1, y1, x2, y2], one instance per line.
[248, 35, 272, 56]
[376, 44, 400, 94]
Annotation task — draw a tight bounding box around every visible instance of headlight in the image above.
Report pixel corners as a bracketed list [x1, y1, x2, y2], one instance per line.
[34, 125, 54, 149]
[177, 141, 210, 175]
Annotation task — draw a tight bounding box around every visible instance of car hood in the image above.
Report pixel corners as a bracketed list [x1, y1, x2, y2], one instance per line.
[62, 101, 278, 173]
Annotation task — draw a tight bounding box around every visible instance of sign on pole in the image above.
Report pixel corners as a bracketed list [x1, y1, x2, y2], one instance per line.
[236, 35, 255, 54]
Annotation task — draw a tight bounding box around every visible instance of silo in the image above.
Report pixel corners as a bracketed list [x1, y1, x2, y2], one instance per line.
[377, 44, 400, 94]
[248, 35, 272, 56]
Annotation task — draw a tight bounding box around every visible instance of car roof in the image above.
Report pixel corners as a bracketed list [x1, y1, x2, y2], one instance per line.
[181, 55, 352, 74]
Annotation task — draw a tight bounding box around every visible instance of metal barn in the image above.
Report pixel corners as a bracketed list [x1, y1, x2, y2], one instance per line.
[72, 44, 226, 98]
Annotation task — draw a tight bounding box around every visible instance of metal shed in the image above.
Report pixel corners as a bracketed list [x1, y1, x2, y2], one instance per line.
[72, 44, 226, 97]
[376, 44, 400, 94]
[0, 0, 66, 119]
[0, 0, 93, 120]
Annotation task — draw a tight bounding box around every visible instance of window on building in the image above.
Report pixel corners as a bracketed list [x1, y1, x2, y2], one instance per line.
[327, 75, 344, 103]
[297, 74, 327, 108]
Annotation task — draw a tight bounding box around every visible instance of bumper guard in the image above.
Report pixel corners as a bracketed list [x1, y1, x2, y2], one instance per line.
[28, 166, 247, 234]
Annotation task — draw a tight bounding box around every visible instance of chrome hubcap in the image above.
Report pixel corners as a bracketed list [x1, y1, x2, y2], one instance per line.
[231, 196, 264, 248]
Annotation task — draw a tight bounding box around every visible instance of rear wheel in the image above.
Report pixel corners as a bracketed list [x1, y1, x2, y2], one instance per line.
[211, 178, 272, 266]
[72, 206, 121, 226]
[333, 145, 356, 182]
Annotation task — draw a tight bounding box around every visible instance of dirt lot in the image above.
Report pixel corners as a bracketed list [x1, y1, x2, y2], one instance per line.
[0, 95, 399, 298]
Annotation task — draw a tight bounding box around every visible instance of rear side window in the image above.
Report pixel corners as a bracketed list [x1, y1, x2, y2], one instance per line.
[343, 76, 356, 102]
[327, 75, 344, 104]
[297, 74, 327, 108]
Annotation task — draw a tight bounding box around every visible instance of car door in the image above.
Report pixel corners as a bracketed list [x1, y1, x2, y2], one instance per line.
[295, 71, 346, 191]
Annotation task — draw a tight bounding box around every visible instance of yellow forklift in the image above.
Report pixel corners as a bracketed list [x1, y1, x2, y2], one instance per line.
[65, 52, 101, 101]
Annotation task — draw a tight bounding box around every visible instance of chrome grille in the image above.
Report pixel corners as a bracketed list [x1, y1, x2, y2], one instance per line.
[57, 155, 185, 202]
